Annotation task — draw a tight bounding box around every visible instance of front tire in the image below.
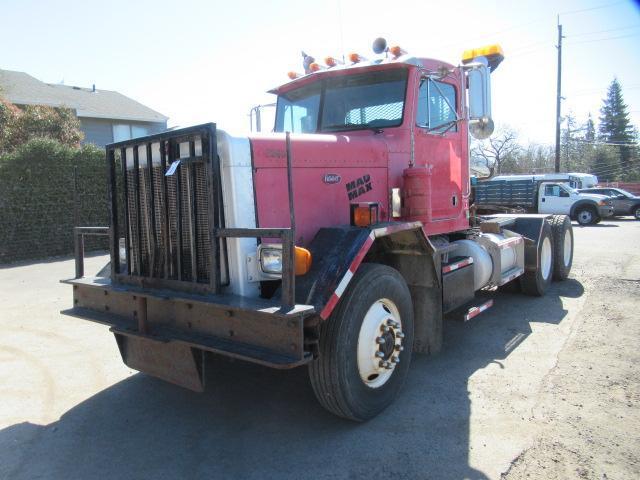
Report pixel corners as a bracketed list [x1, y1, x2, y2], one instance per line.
[634, 206, 640, 220]
[549, 215, 573, 281]
[309, 263, 414, 421]
[520, 221, 554, 296]
[576, 206, 597, 225]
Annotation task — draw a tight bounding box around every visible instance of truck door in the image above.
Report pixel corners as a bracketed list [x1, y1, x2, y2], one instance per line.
[413, 76, 464, 222]
[539, 183, 572, 214]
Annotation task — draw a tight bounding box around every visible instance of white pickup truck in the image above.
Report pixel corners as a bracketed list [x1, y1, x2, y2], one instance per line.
[474, 178, 614, 225]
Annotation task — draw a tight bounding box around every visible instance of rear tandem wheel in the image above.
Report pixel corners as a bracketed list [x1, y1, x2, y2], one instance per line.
[520, 220, 554, 296]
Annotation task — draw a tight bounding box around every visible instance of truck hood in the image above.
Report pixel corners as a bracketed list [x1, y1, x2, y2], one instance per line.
[576, 193, 609, 202]
[249, 132, 389, 168]
[248, 132, 391, 246]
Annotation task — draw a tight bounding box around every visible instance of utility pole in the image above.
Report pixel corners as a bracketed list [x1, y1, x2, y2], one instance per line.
[555, 17, 564, 173]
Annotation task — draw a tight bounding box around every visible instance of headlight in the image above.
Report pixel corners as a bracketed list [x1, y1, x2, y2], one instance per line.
[258, 244, 283, 275]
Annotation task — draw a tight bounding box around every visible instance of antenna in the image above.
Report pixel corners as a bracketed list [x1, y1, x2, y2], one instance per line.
[337, 0, 345, 63]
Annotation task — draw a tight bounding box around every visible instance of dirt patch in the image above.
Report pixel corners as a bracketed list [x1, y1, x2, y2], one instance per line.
[503, 274, 640, 479]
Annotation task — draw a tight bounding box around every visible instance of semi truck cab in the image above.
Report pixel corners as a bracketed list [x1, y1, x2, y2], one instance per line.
[63, 39, 578, 421]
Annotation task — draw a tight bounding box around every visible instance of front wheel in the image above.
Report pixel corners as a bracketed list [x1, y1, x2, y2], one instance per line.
[576, 206, 597, 225]
[634, 206, 640, 220]
[309, 263, 414, 421]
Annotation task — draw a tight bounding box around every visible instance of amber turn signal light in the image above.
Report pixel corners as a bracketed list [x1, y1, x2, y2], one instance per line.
[294, 246, 312, 275]
[350, 203, 380, 227]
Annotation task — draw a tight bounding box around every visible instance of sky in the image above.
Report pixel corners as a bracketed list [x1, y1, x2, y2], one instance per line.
[1, 0, 639, 145]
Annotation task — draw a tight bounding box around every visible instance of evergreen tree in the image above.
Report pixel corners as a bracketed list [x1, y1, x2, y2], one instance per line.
[598, 78, 637, 179]
[585, 113, 595, 143]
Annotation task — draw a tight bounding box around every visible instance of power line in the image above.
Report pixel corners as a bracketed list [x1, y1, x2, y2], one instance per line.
[508, 45, 555, 59]
[565, 31, 640, 45]
[573, 139, 639, 146]
[559, 1, 625, 16]
[431, 17, 549, 51]
[431, 1, 626, 54]
[569, 24, 640, 37]
[568, 85, 640, 97]
[510, 40, 554, 53]
[586, 159, 640, 173]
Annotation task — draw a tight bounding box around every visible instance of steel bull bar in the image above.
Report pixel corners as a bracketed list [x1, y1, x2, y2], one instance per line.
[61, 127, 315, 392]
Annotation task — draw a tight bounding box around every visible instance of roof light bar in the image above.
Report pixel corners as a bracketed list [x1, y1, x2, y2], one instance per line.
[461, 44, 505, 71]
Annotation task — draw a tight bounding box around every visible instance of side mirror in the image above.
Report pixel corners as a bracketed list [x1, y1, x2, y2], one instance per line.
[466, 60, 494, 139]
[617, 194, 626, 199]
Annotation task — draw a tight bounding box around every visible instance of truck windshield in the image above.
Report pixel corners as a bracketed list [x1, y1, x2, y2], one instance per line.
[274, 68, 408, 133]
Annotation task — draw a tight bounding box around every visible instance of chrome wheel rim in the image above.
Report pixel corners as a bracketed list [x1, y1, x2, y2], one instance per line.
[541, 237, 552, 281]
[357, 299, 404, 389]
[563, 229, 572, 266]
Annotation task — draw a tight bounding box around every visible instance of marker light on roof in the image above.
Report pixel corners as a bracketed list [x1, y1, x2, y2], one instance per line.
[348, 52, 364, 63]
[287, 71, 300, 80]
[324, 56, 339, 67]
[309, 62, 323, 72]
[389, 45, 406, 59]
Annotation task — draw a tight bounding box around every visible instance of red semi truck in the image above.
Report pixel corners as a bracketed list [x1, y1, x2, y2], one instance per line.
[64, 40, 574, 421]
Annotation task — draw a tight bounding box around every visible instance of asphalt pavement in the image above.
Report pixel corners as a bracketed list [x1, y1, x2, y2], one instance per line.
[1, 218, 638, 479]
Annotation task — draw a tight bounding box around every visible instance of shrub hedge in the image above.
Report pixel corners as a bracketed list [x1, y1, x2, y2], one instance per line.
[0, 138, 108, 263]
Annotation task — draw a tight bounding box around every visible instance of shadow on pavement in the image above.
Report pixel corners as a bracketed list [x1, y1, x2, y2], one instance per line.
[573, 223, 619, 228]
[0, 280, 584, 480]
[602, 217, 638, 222]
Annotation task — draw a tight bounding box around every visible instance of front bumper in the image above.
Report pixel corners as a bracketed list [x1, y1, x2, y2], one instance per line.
[598, 205, 615, 217]
[62, 276, 316, 390]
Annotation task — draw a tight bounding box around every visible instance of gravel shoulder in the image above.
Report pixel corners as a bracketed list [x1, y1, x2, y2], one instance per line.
[502, 220, 640, 479]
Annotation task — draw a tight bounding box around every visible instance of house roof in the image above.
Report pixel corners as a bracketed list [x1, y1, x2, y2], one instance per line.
[0, 69, 168, 123]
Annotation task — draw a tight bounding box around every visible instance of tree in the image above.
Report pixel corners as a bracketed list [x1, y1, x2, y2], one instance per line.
[0, 96, 83, 155]
[585, 113, 595, 142]
[471, 126, 520, 175]
[598, 78, 638, 179]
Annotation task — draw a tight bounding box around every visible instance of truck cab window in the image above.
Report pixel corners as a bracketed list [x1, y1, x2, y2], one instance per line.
[274, 68, 408, 133]
[544, 185, 561, 196]
[275, 83, 321, 133]
[416, 79, 457, 133]
[321, 69, 407, 131]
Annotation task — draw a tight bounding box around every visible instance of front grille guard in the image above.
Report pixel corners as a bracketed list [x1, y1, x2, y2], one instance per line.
[92, 123, 298, 307]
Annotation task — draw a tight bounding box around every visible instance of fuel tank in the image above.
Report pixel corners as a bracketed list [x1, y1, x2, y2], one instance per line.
[249, 132, 391, 247]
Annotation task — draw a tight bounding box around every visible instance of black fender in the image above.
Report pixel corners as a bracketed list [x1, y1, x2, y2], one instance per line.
[569, 200, 599, 219]
[296, 222, 443, 355]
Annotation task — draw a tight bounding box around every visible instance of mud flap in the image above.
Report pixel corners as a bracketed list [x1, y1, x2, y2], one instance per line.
[113, 331, 205, 392]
